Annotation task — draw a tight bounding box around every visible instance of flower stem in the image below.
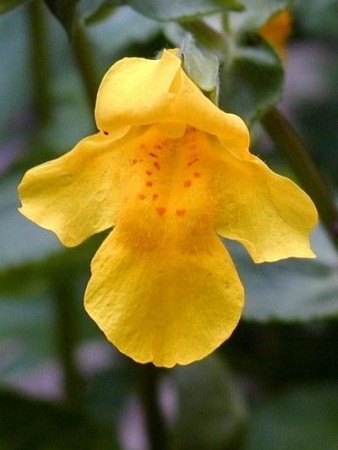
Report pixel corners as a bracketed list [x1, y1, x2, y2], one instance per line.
[27, 0, 50, 124]
[139, 364, 168, 450]
[71, 21, 99, 111]
[50, 269, 85, 409]
[262, 107, 338, 250]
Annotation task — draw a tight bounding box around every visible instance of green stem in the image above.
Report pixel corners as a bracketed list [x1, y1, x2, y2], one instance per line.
[139, 365, 168, 450]
[262, 107, 338, 250]
[70, 21, 99, 111]
[27, 0, 50, 124]
[50, 269, 85, 409]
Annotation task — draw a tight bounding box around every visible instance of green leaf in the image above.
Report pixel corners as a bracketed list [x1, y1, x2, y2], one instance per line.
[295, 0, 338, 39]
[86, 5, 161, 62]
[0, 0, 30, 14]
[227, 236, 338, 322]
[43, 0, 79, 32]
[0, 5, 31, 139]
[0, 176, 61, 270]
[0, 389, 119, 449]
[245, 383, 338, 450]
[181, 34, 220, 103]
[172, 355, 248, 450]
[229, 0, 290, 33]
[86, 364, 138, 422]
[125, 0, 244, 22]
[0, 290, 55, 378]
[219, 40, 284, 123]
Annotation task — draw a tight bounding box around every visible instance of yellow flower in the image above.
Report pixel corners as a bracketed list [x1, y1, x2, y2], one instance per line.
[259, 10, 292, 60]
[18, 49, 317, 367]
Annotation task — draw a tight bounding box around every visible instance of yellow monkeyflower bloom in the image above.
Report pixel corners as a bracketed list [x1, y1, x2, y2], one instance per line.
[259, 10, 292, 60]
[18, 49, 317, 367]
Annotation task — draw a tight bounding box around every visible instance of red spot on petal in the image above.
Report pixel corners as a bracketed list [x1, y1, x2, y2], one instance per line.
[146, 170, 152, 176]
[193, 172, 201, 178]
[176, 209, 186, 217]
[156, 207, 166, 216]
[146, 181, 153, 187]
[152, 193, 159, 200]
[131, 159, 138, 165]
[149, 152, 158, 158]
[153, 161, 160, 170]
[139, 194, 146, 200]
[186, 126, 196, 134]
[184, 180, 192, 187]
[103, 130, 109, 135]
[187, 157, 199, 167]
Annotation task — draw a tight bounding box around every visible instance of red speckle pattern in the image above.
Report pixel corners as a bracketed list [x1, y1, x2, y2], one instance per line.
[156, 207, 166, 216]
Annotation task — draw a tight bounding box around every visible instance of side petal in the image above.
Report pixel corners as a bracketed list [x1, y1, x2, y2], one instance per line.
[212, 137, 318, 262]
[18, 132, 132, 246]
[84, 228, 244, 368]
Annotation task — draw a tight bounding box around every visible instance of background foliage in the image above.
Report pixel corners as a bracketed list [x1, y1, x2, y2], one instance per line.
[1, 0, 338, 448]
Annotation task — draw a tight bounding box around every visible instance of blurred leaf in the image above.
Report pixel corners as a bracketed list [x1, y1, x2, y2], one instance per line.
[0, 176, 61, 270]
[84, 5, 161, 67]
[227, 240, 338, 322]
[0, 5, 31, 140]
[125, 0, 244, 22]
[0, 389, 119, 449]
[43, 0, 80, 32]
[0, 290, 54, 378]
[172, 355, 248, 450]
[0, 0, 30, 14]
[296, 0, 338, 39]
[230, 0, 290, 33]
[219, 40, 284, 123]
[244, 383, 338, 450]
[37, 69, 94, 151]
[79, 0, 122, 24]
[181, 34, 220, 103]
[86, 363, 138, 422]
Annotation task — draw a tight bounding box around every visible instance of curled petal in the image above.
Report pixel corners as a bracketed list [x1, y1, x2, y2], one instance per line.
[96, 49, 250, 158]
[96, 50, 182, 136]
[85, 227, 244, 368]
[212, 136, 317, 262]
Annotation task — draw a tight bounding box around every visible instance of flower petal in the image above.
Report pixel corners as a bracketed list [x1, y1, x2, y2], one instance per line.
[18, 131, 134, 246]
[96, 49, 250, 158]
[95, 49, 182, 136]
[212, 137, 318, 262]
[84, 227, 244, 368]
[259, 10, 292, 60]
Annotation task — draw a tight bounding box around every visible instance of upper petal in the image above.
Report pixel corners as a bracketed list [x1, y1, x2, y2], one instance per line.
[18, 131, 136, 246]
[95, 49, 182, 136]
[96, 49, 250, 159]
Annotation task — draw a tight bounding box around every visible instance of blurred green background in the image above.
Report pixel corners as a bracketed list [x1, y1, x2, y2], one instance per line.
[1, 0, 338, 449]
